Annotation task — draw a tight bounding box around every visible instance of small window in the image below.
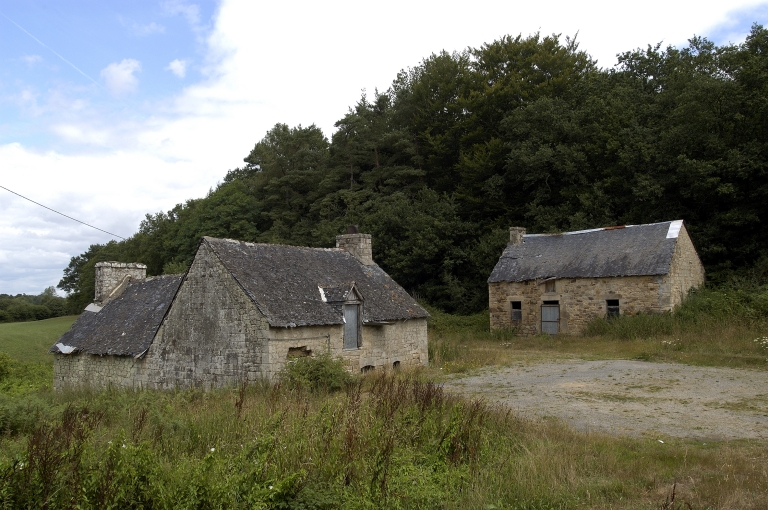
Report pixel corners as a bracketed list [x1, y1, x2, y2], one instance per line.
[287, 346, 312, 358]
[607, 299, 620, 318]
[544, 280, 556, 293]
[361, 365, 375, 374]
[510, 301, 522, 323]
[392, 361, 401, 370]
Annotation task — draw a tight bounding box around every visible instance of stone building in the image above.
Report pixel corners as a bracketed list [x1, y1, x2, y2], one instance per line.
[488, 220, 705, 335]
[51, 231, 429, 390]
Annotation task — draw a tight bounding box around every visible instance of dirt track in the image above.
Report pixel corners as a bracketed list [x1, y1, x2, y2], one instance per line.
[442, 360, 768, 440]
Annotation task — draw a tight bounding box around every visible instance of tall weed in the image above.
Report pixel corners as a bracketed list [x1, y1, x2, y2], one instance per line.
[583, 286, 768, 340]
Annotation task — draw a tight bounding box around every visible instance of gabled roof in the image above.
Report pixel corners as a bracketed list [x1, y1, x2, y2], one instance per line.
[319, 282, 360, 303]
[204, 237, 428, 327]
[488, 220, 686, 283]
[50, 275, 183, 356]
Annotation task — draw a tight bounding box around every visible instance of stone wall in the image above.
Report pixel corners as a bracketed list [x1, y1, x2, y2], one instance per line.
[94, 262, 146, 305]
[140, 242, 269, 389]
[53, 353, 140, 390]
[490, 274, 671, 335]
[264, 318, 428, 378]
[666, 225, 706, 308]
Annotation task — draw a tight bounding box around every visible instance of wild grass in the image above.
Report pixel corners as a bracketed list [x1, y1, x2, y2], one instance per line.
[0, 315, 77, 396]
[1, 371, 767, 508]
[0, 315, 78, 364]
[427, 287, 768, 374]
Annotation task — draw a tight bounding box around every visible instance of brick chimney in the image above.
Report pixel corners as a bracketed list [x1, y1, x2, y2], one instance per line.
[336, 226, 374, 266]
[94, 262, 147, 305]
[509, 227, 526, 245]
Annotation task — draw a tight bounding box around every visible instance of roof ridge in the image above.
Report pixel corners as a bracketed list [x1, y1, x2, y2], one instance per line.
[203, 235, 340, 252]
[523, 220, 679, 237]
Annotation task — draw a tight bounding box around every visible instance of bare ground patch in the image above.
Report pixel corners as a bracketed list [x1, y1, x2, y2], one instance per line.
[442, 359, 768, 440]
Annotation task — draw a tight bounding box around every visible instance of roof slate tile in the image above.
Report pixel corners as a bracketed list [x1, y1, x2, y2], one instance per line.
[50, 275, 183, 356]
[204, 237, 428, 327]
[489, 221, 681, 283]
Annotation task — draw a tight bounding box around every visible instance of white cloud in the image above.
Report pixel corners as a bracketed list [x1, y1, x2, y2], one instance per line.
[166, 59, 187, 78]
[51, 124, 110, 146]
[162, 0, 202, 29]
[20, 54, 43, 67]
[100, 59, 141, 96]
[118, 15, 166, 36]
[133, 21, 166, 36]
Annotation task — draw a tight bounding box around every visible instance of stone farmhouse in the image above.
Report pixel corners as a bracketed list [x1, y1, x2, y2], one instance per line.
[488, 220, 705, 335]
[51, 231, 429, 390]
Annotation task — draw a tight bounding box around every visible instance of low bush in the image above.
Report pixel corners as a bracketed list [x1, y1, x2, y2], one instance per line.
[0, 394, 56, 436]
[279, 352, 352, 392]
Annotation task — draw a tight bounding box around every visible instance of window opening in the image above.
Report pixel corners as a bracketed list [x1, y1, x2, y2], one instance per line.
[392, 361, 401, 370]
[361, 365, 375, 373]
[287, 346, 312, 358]
[541, 300, 560, 334]
[344, 303, 361, 350]
[544, 280, 556, 293]
[606, 299, 620, 318]
[510, 301, 522, 323]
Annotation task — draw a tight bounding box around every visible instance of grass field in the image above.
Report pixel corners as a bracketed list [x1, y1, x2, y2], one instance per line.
[0, 315, 77, 363]
[0, 315, 77, 395]
[1, 294, 767, 508]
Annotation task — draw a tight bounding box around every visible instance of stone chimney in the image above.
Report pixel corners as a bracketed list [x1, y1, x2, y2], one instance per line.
[336, 226, 374, 266]
[509, 227, 526, 245]
[94, 262, 147, 305]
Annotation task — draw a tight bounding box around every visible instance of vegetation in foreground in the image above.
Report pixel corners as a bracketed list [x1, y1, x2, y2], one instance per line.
[1, 291, 767, 507]
[1, 368, 767, 509]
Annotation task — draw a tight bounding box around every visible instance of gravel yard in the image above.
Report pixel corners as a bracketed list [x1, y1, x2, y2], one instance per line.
[442, 360, 768, 440]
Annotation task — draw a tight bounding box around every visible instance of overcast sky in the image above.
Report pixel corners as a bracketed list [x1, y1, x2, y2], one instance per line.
[1, 0, 767, 296]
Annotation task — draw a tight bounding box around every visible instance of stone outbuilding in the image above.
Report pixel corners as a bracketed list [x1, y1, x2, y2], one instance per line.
[51, 231, 429, 390]
[488, 220, 705, 335]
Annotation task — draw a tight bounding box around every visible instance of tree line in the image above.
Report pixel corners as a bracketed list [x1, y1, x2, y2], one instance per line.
[0, 287, 72, 323]
[59, 25, 768, 314]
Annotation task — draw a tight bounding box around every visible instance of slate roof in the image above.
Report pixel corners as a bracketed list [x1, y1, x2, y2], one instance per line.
[50, 275, 183, 356]
[204, 237, 429, 327]
[489, 220, 685, 283]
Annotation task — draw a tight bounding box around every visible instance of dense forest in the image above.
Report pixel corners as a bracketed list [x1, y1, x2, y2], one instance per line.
[59, 26, 768, 314]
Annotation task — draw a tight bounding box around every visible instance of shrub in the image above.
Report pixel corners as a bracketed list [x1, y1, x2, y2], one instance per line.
[583, 286, 768, 340]
[279, 353, 352, 392]
[0, 352, 11, 381]
[0, 394, 54, 435]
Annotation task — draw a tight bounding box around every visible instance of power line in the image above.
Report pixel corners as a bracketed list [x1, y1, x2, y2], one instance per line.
[0, 185, 126, 240]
